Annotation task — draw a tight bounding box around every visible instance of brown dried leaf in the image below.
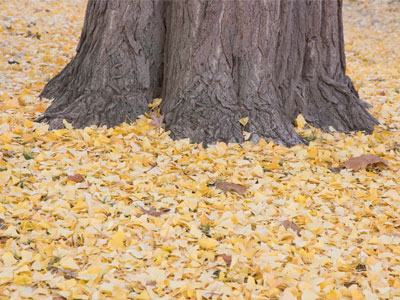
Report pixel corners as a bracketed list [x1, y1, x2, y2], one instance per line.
[394, 219, 400, 228]
[140, 207, 170, 217]
[216, 254, 232, 266]
[281, 220, 301, 236]
[149, 111, 164, 128]
[0, 218, 6, 230]
[18, 98, 26, 106]
[48, 266, 78, 279]
[215, 182, 247, 195]
[53, 297, 67, 300]
[344, 281, 360, 288]
[328, 166, 343, 173]
[1, 150, 15, 158]
[343, 154, 388, 171]
[67, 173, 84, 183]
[0, 236, 10, 243]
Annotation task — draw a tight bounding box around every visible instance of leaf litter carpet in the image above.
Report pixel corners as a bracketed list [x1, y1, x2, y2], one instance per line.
[0, 0, 400, 299]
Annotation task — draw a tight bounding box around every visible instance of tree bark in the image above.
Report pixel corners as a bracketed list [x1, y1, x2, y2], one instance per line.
[37, 0, 165, 130]
[161, 0, 378, 146]
[37, 0, 378, 146]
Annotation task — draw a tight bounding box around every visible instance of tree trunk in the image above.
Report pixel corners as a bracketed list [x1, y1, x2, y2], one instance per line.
[37, 0, 378, 146]
[37, 0, 165, 130]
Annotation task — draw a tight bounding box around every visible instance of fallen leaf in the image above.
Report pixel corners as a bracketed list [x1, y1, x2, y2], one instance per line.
[59, 256, 79, 270]
[239, 117, 249, 126]
[215, 182, 247, 195]
[23, 151, 34, 160]
[199, 238, 217, 250]
[148, 98, 163, 108]
[2, 251, 17, 266]
[328, 166, 343, 173]
[295, 114, 307, 129]
[216, 254, 232, 266]
[281, 220, 302, 236]
[344, 281, 360, 288]
[136, 290, 151, 300]
[0, 218, 6, 229]
[48, 266, 78, 279]
[18, 98, 26, 106]
[343, 154, 388, 171]
[108, 230, 125, 250]
[14, 274, 33, 285]
[140, 207, 170, 217]
[301, 289, 319, 300]
[149, 111, 164, 128]
[62, 119, 73, 130]
[67, 173, 84, 183]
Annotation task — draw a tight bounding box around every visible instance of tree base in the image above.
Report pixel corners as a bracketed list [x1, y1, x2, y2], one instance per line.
[37, 0, 379, 147]
[36, 92, 147, 130]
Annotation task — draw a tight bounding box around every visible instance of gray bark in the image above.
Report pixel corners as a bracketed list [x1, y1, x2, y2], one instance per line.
[37, 0, 165, 130]
[161, 0, 378, 146]
[37, 0, 378, 147]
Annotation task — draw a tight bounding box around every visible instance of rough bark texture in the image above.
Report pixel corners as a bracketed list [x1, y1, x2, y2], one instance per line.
[37, 0, 165, 130]
[161, 0, 378, 146]
[38, 0, 378, 146]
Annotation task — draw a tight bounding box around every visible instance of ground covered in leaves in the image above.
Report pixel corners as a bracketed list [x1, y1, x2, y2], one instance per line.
[0, 1, 400, 299]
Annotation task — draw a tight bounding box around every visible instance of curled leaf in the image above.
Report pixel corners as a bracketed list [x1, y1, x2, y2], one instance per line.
[215, 182, 247, 195]
[294, 114, 307, 129]
[149, 111, 164, 128]
[343, 154, 388, 171]
[281, 220, 301, 236]
[148, 98, 163, 108]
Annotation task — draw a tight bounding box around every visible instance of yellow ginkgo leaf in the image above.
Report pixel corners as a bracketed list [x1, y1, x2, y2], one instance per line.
[14, 274, 33, 285]
[301, 289, 319, 300]
[108, 230, 125, 250]
[295, 114, 306, 129]
[265, 158, 280, 170]
[59, 256, 80, 270]
[62, 119, 73, 130]
[199, 238, 217, 250]
[0, 203, 6, 213]
[136, 290, 151, 300]
[239, 117, 249, 126]
[148, 98, 163, 108]
[251, 165, 264, 177]
[2, 252, 17, 266]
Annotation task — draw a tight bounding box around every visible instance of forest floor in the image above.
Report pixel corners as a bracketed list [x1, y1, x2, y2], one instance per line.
[0, 1, 399, 299]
